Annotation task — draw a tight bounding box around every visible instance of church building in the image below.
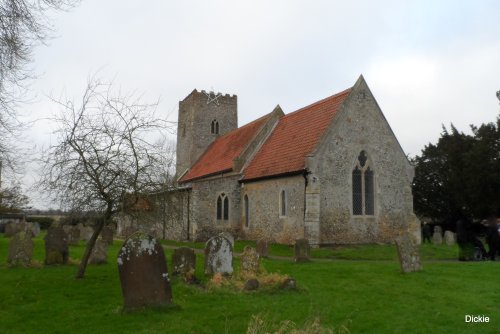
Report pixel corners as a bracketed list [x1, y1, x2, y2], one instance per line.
[167, 75, 419, 245]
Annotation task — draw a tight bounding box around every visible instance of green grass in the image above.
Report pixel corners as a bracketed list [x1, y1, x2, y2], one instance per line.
[1, 233, 499, 333]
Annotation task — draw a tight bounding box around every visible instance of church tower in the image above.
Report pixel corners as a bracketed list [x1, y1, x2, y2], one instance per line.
[175, 90, 238, 179]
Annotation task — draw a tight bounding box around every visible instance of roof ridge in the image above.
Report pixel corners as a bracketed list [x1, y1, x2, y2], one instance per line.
[282, 87, 352, 118]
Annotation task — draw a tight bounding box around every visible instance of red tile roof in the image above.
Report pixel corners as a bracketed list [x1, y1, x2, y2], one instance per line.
[179, 113, 272, 183]
[242, 88, 352, 181]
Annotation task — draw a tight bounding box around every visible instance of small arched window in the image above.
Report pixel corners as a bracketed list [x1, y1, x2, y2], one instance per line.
[217, 193, 229, 222]
[280, 190, 287, 217]
[352, 151, 375, 216]
[244, 195, 249, 228]
[211, 119, 219, 134]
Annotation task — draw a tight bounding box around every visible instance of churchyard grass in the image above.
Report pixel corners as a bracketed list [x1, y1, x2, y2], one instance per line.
[1, 233, 499, 333]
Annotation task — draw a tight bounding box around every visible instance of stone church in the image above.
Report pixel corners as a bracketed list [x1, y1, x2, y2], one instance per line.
[120, 76, 419, 245]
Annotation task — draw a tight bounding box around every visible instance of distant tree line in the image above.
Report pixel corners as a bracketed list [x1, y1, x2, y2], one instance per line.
[412, 114, 500, 225]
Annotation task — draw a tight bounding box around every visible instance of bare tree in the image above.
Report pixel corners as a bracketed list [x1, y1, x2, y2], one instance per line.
[38, 75, 173, 278]
[0, 0, 78, 172]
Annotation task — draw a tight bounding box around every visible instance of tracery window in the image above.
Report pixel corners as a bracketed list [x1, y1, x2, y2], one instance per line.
[352, 151, 375, 216]
[217, 193, 229, 221]
[211, 119, 219, 134]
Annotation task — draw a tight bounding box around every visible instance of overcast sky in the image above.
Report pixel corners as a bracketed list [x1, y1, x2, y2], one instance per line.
[19, 0, 500, 209]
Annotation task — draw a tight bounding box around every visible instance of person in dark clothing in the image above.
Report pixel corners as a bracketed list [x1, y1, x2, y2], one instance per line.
[486, 216, 500, 261]
[422, 223, 431, 243]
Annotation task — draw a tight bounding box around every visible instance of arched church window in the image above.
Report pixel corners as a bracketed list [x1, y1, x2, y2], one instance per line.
[217, 193, 229, 222]
[280, 190, 287, 217]
[244, 195, 249, 228]
[211, 119, 219, 134]
[352, 151, 375, 216]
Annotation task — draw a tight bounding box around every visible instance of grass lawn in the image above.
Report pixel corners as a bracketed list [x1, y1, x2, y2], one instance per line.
[1, 233, 499, 333]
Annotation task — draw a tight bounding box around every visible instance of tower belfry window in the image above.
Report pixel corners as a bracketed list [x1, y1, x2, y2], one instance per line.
[211, 120, 219, 134]
[352, 151, 375, 216]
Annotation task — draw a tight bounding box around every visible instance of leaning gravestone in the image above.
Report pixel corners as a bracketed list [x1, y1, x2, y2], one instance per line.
[44, 225, 69, 265]
[256, 239, 269, 258]
[117, 232, 172, 309]
[101, 225, 114, 245]
[395, 233, 422, 273]
[432, 226, 443, 245]
[294, 238, 310, 262]
[444, 230, 456, 245]
[7, 231, 34, 267]
[204, 235, 233, 275]
[240, 246, 260, 276]
[89, 239, 108, 264]
[172, 247, 196, 276]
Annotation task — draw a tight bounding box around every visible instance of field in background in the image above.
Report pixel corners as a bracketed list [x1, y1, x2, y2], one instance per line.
[0, 234, 498, 333]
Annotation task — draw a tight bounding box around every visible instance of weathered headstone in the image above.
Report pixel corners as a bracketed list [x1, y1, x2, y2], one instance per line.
[31, 222, 40, 237]
[7, 231, 34, 267]
[218, 232, 234, 247]
[79, 225, 94, 242]
[44, 225, 69, 265]
[256, 239, 269, 258]
[294, 238, 310, 262]
[204, 235, 233, 275]
[117, 232, 172, 309]
[240, 246, 260, 276]
[172, 247, 196, 276]
[89, 239, 108, 264]
[444, 230, 456, 246]
[432, 226, 443, 245]
[68, 226, 81, 245]
[4, 222, 28, 237]
[101, 225, 114, 245]
[395, 233, 422, 273]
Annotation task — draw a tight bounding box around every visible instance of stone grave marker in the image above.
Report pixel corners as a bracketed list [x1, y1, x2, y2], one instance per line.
[256, 239, 269, 258]
[240, 246, 260, 276]
[444, 230, 456, 245]
[294, 238, 310, 262]
[432, 226, 443, 245]
[79, 225, 94, 242]
[68, 226, 81, 245]
[4, 222, 28, 237]
[204, 235, 233, 275]
[31, 222, 40, 237]
[117, 232, 172, 309]
[44, 225, 69, 265]
[101, 225, 114, 245]
[172, 247, 196, 276]
[7, 230, 34, 267]
[89, 239, 108, 264]
[395, 233, 422, 273]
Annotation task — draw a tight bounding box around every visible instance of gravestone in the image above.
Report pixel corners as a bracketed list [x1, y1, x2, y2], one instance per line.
[432, 226, 443, 245]
[395, 233, 422, 273]
[101, 225, 114, 245]
[204, 235, 233, 275]
[68, 226, 80, 245]
[172, 247, 196, 276]
[89, 239, 108, 264]
[244, 278, 260, 291]
[63, 225, 73, 235]
[240, 246, 260, 276]
[44, 225, 69, 265]
[256, 239, 269, 258]
[117, 232, 172, 309]
[444, 230, 456, 246]
[4, 222, 28, 237]
[7, 231, 34, 267]
[218, 232, 234, 247]
[294, 238, 310, 262]
[79, 225, 94, 242]
[31, 222, 40, 237]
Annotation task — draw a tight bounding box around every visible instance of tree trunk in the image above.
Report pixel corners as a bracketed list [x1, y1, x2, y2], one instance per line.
[75, 217, 106, 279]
